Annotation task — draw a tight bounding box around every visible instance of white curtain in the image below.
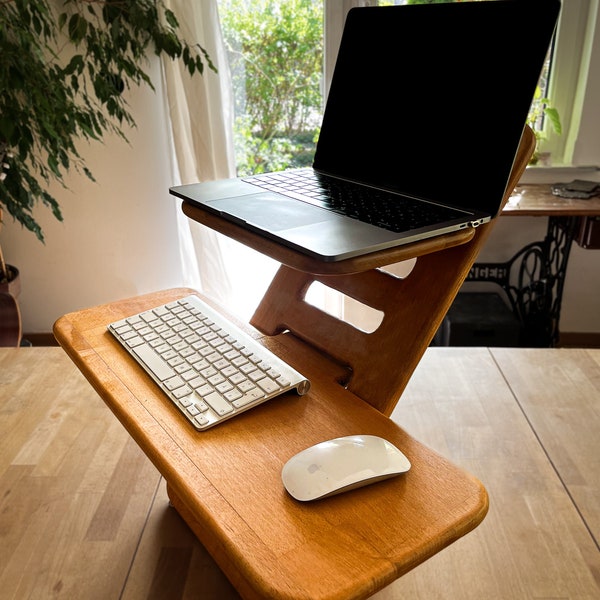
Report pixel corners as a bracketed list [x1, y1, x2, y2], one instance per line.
[161, 1, 382, 324]
[161, 0, 281, 320]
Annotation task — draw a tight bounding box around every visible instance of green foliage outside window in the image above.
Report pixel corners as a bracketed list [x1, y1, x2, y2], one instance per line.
[219, 0, 323, 176]
[222, 0, 561, 175]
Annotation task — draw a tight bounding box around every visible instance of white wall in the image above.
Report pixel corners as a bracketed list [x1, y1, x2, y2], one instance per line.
[2, 58, 185, 334]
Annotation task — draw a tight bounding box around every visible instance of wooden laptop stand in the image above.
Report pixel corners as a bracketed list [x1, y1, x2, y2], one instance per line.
[54, 128, 535, 599]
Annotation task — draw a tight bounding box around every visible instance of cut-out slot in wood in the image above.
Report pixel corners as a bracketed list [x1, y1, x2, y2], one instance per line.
[305, 281, 384, 333]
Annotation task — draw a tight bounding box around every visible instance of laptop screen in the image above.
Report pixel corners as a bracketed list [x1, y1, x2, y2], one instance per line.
[313, 0, 561, 216]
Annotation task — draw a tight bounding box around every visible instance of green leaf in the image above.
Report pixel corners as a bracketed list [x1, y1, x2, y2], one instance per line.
[63, 54, 84, 76]
[68, 14, 87, 44]
[31, 14, 42, 36]
[545, 107, 562, 135]
[47, 154, 61, 177]
[164, 9, 179, 29]
[0, 117, 16, 144]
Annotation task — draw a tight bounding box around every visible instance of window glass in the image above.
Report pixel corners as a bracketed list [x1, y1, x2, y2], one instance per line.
[219, 0, 323, 176]
[543, 0, 593, 165]
[219, 0, 591, 172]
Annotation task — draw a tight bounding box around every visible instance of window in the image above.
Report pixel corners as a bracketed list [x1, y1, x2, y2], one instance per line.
[219, 0, 324, 176]
[543, 0, 596, 166]
[221, 0, 595, 173]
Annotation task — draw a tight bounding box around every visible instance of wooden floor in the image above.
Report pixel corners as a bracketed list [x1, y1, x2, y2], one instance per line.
[1, 346, 599, 599]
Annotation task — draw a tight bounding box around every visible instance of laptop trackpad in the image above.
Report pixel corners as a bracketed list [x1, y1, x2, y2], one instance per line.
[209, 193, 342, 231]
[209, 192, 402, 261]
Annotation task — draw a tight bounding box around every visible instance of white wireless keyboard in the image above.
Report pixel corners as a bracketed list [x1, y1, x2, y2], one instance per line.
[108, 295, 310, 430]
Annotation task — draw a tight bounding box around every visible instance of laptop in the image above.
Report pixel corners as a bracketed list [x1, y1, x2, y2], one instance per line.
[170, 0, 561, 262]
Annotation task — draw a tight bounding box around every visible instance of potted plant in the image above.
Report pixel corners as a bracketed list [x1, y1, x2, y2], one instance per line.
[0, 206, 22, 346]
[0, 0, 214, 344]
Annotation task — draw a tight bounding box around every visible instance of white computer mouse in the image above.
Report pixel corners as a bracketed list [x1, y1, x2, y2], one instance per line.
[281, 434, 411, 502]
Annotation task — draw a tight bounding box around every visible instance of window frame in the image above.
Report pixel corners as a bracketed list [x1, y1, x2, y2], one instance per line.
[543, 0, 597, 166]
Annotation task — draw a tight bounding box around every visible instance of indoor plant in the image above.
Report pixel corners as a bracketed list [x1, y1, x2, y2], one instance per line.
[527, 84, 562, 165]
[0, 0, 215, 243]
[0, 209, 19, 294]
[0, 0, 214, 344]
[0, 206, 22, 346]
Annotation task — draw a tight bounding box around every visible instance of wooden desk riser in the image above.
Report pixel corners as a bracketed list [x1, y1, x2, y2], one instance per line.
[52, 220, 491, 600]
[54, 288, 488, 600]
[53, 128, 536, 599]
[53, 230, 488, 600]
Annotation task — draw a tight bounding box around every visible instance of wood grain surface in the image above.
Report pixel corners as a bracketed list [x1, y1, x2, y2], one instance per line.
[2, 345, 598, 599]
[51, 290, 488, 600]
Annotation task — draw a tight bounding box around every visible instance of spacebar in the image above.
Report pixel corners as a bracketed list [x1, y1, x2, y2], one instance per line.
[132, 344, 176, 381]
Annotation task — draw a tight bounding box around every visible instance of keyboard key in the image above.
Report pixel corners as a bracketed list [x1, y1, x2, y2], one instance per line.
[257, 377, 280, 394]
[204, 391, 234, 416]
[233, 389, 265, 408]
[132, 344, 176, 381]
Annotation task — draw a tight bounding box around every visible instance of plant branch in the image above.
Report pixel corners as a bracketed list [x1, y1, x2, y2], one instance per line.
[0, 0, 215, 242]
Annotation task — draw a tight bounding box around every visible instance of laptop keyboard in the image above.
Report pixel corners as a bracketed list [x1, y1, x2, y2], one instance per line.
[108, 295, 310, 431]
[243, 169, 468, 232]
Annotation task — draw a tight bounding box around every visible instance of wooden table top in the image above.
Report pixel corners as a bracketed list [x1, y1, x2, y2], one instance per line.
[2, 345, 599, 599]
[504, 183, 600, 216]
[52, 288, 489, 600]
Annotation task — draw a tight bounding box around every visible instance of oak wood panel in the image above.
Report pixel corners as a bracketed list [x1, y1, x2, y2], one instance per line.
[381, 347, 600, 599]
[0, 348, 161, 599]
[52, 290, 488, 600]
[490, 347, 600, 547]
[250, 234, 492, 416]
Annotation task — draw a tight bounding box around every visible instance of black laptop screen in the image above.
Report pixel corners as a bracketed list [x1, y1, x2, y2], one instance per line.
[313, 0, 560, 216]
